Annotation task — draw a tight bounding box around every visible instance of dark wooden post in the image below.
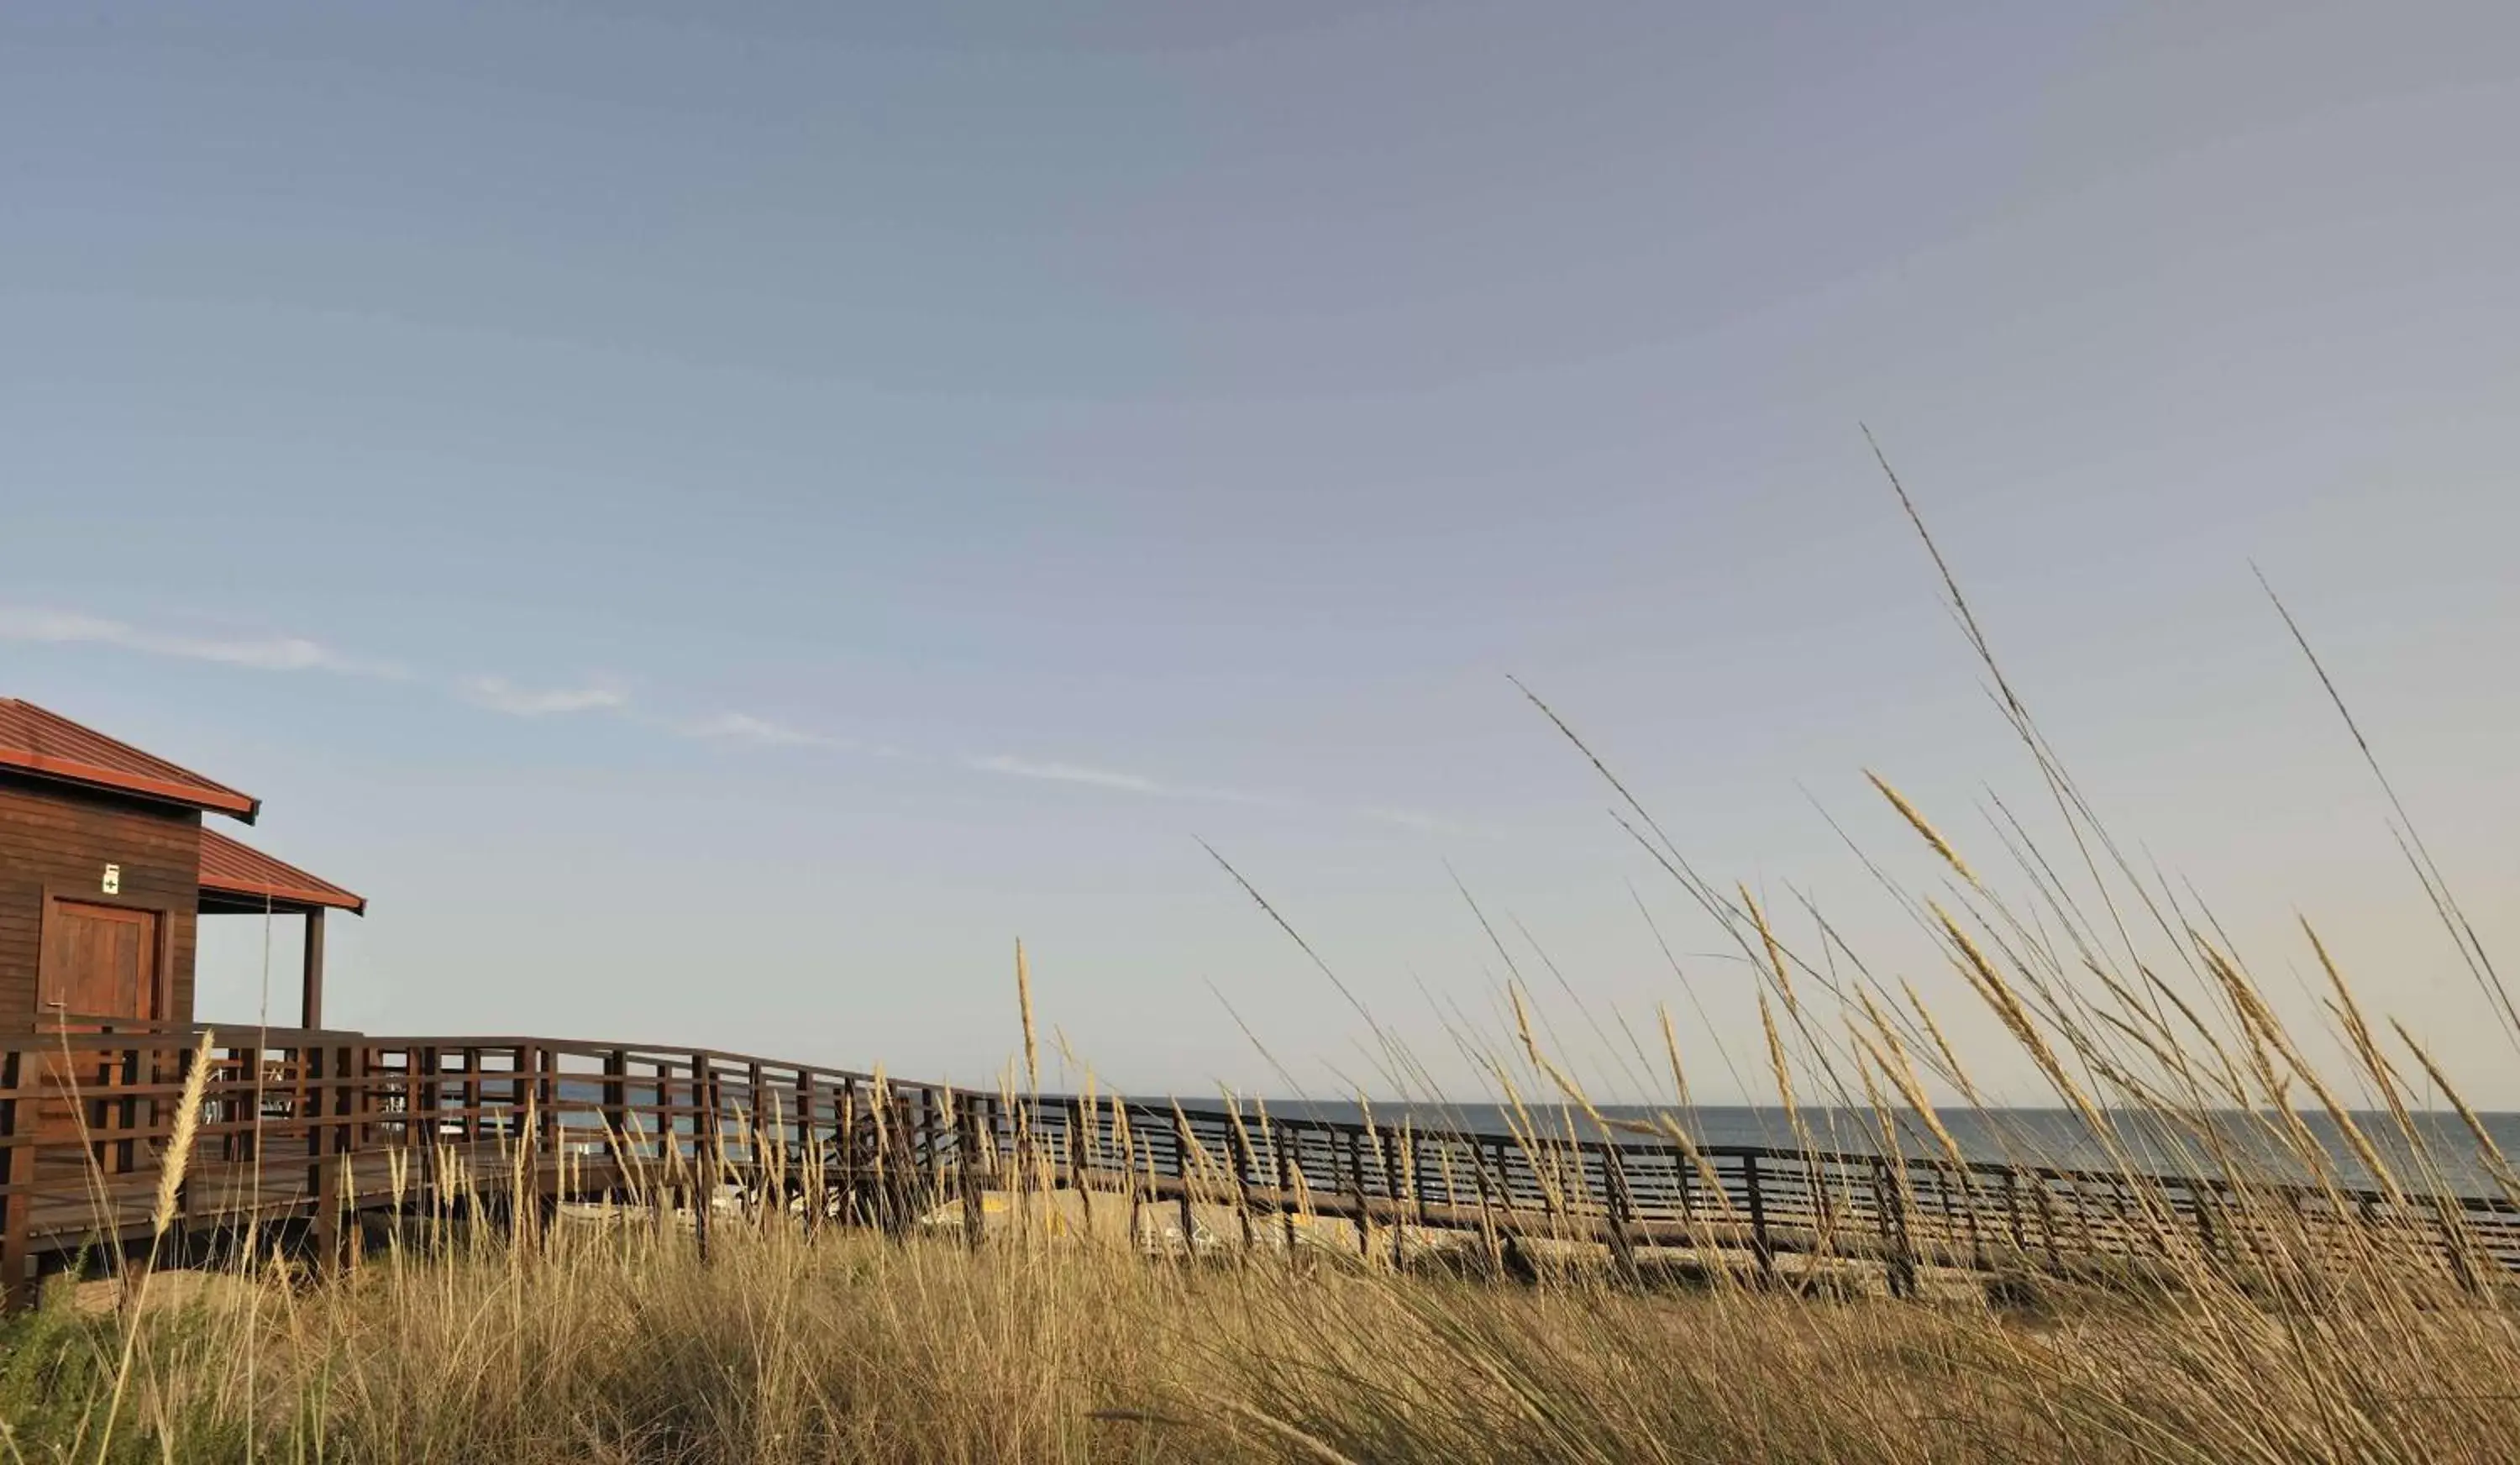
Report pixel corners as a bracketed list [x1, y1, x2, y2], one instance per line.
[2192, 1179, 2220, 1263]
[300, 910, 326, 1032]
[537, 1047, 563, 1217]
[1, 1051, 29, 1313]
[601, 1049, 627, 1158]
[1876, 1158, 1916, 1299]
[312, 1041, 345, 1272]
[956, 1092, 985, 1248]
[796, 1070, 819, 1234]
[1603, 1146, 1641, 1281]
[690, 1052, 716, 1261]
[1068, 1097, 1098, 1239]
[308, 1039, 335, 1260]
[1742, 1153, 1775, 1276]
[1471, 1138, 1501, 1270]
[745, 1061, 767, 1212]
[1272, 1120, 1297, 1252]
[1174, 1115, 1200, 1258]
[2434, 1195, 2482, 1297]
[1225, 1108, 1256, 1253]
[1346, 1129, 1373, 1260]
[920, 1085, 948, 1216]
[462, 1047, 483, 1144]
[1379, 1128, 1407, 1269]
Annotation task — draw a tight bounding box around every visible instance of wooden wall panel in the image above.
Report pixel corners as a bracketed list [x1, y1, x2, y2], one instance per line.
[0, 772, 202, 1029]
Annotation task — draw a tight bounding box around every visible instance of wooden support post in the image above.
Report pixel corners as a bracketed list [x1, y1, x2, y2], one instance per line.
[300, 909, 326, 1032]
[1067, 1097, 1095, 1239]
[1347, 1129, 1373, 1260]
[2434, 1195, 2483, 1297]
[1603, 1146, 1641, 1282]
[463, 1047, 483, 1144]
[312, 1042, 341, 1273]
[1, 1053, 28, 1313]
[745, 1061, 766, 1214]
[415, 1045, 443, 1213]
[1380, 1129, 1407, 1269]
[1224, 1108, 1254, 1254]
[1876, 1158, 1916, 1299]
[1272, 1120, 1297, 1252]
[1471, 1139, 1501, 1271]
[1742, 1153, 1774, 1277]
[690, 1052, 716, 1262]
[601, 1049, 627, 1156]
[797, 1070, 819, 1234]
[957, 1093, 985, 1248]
[921, 1085, 948, 1220]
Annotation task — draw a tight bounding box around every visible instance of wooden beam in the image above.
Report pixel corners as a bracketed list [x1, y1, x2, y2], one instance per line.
[301, 908, 326, 1031]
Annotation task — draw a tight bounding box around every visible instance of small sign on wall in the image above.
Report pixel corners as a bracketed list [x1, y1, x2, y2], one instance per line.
[101, 864, 121, 895]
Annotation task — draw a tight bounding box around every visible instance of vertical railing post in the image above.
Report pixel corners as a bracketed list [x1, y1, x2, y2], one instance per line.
[1174, 1111, 1200, 1258]
[1272, 1118, 1297, 1252]
[1603, 1145, 1641, 1281]
[602, 1049, 628, 1178]
[744, 1061, 766, 1210]
[796, 1070, 819, 1234]
[462, 1047, 483, 1144]
[538, 1046, 563, 1218]
[1742, 1153, 1774, 1277]
[1379, 1127, 1407, 1269]
[957, 1091, 985, 1248]
[1068, 1096, 1097, 1239]
[1876, 1158, 1916, 1299]
[690, 1052, 716, 1262]
[919, 1085, 947, 1221]
[1225, 1106, 1255, 1252]
[312, 1040, 341, 1271]
[1, 1051, 29, 1313]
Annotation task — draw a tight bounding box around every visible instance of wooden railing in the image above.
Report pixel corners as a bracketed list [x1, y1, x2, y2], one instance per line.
[3, 1024, 2516, 1307]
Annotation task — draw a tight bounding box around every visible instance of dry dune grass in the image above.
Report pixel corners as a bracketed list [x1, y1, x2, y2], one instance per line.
[8, 462, 2518, 1461]
[3, 1186, 2517, 1463]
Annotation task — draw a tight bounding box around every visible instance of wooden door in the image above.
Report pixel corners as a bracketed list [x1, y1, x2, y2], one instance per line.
[34, 901, 161, 1155]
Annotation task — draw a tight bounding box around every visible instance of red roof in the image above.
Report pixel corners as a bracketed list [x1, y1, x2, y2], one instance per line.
[198, 828, 366, 916]
[0, 699, 259, 821]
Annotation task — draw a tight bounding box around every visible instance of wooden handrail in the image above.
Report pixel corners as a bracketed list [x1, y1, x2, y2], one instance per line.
[0, 1025, 2512, 1314]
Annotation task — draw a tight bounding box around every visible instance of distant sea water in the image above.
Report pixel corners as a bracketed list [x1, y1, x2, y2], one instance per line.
[1243, 1101, 2520, 1197]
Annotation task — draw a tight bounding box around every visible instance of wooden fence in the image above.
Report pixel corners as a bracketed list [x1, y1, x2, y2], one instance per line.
[4, 1024, 2516, 1308]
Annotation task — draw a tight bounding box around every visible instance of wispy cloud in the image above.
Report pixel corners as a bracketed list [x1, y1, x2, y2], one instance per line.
[0, 607, 405, 677]
[969, 754, 1276, 806]
[7, 604, 1443, 826]
[461, 676, 631, 718]
[1358, 806, 1475, 836]
[678, 711, 847, 748]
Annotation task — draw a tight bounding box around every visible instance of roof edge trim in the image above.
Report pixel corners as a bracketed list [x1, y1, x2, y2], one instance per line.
[0, 747, 260, 819]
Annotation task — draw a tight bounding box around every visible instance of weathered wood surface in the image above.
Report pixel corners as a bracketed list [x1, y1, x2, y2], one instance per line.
[3, 1024, 2516, 1308]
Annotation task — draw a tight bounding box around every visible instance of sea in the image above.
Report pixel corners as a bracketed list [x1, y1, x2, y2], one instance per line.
[1239, 1101, 2520, 1196]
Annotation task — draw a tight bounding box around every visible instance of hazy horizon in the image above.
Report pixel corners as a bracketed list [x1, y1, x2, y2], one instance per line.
[5, 4, 2517, 1104]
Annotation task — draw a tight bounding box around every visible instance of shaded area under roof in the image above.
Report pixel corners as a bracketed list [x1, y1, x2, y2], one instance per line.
[198, 828, 366, 916]
[0, 699, 259, 821]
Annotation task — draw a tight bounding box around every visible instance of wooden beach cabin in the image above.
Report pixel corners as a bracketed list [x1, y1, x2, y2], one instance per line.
[0, 699, 363, 1038]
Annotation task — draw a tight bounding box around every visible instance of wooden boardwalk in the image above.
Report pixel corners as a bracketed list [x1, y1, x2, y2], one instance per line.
[6, 1025, 2517, 1305]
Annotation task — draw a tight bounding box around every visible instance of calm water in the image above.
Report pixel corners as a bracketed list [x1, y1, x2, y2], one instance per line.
[1250, 1101, 2520, 1196]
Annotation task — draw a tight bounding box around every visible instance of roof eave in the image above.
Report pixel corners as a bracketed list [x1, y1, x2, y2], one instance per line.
[0, 748, 260, 821]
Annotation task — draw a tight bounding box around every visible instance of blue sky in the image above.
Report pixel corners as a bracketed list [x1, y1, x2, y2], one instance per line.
[6, 3, 2519, 1102]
